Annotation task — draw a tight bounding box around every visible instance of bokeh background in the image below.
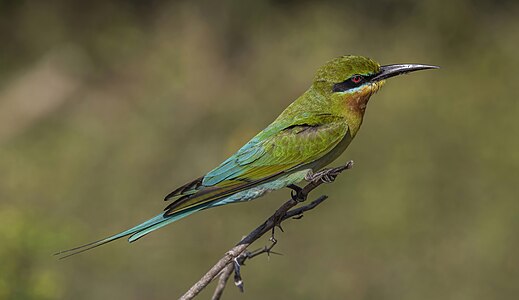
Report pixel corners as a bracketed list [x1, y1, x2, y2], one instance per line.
[1, 0, 518, 299]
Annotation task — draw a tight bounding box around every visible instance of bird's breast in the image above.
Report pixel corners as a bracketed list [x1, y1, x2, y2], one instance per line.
[306, 129, 354, 171]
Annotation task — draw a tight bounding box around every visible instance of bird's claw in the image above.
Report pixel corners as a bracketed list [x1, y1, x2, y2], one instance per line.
[305, 169, 338, 183]
[305, 160, 354, 184]
[287, 184, 306, 202]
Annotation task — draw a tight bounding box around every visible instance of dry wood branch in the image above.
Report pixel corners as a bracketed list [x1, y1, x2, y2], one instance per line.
[211, 264, 234, 300]
[180, 161, 354, 300]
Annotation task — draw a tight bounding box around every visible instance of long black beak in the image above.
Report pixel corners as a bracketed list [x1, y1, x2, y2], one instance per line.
[371, 64, 439, 82]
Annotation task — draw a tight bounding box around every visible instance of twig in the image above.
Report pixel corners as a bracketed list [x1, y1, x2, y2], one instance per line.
[220, 194, 327, 297]
[211, 264, 234, 300]
[180, 161, 354, 300]
[232, 235, 282, 293]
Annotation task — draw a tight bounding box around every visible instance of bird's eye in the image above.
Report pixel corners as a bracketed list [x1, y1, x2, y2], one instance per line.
[332, 74, 366, 93]
[351, 75, 363, 84]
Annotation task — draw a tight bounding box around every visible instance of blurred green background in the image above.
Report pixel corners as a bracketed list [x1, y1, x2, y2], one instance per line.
[1, 0, 518, 299]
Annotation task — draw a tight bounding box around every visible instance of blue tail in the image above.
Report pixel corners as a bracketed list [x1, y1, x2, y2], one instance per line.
[55, 205, 205, 259]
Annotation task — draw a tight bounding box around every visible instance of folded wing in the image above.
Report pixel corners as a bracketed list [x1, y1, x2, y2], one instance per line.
[164, 115, 348, 216]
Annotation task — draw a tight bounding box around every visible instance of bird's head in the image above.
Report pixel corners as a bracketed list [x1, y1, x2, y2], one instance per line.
[313, 55, 438, 114]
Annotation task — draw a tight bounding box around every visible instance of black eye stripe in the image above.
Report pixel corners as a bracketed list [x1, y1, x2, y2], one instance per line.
[332, 74, 376, 93]
[332, 76, 362, 92]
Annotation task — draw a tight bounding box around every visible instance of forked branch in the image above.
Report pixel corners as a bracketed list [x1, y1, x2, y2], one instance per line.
[180, 161, 354, 300]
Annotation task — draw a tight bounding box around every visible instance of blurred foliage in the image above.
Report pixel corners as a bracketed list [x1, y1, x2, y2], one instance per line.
[1, 0, 518, 299]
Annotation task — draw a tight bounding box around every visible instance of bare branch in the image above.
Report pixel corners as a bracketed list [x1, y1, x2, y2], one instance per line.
[180, 161, 354, 300]
[211, 264, 234, 300]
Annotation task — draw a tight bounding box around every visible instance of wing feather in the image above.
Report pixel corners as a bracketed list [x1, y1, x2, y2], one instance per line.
[163, 115, 348, 216]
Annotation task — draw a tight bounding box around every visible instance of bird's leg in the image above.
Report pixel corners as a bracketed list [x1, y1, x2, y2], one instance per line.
[305, 169, 337, 183]
[287, 184, 305, 219]
[273, 184, 305, 232]
[305, 160, 354, 183]
[287, 184, 306, 202]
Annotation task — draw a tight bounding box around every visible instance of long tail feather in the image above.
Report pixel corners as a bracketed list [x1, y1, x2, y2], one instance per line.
[128, 207, 203, 242]
[55, 206, 205, 259]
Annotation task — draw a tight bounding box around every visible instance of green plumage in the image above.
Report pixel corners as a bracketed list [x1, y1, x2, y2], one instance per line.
[57, 55, 438, 258]
[164, 56, 383, 213]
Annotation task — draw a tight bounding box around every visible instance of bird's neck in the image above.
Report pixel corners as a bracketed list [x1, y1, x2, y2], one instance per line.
[277, 85, 375, 137]
[339, 88, 373, 136]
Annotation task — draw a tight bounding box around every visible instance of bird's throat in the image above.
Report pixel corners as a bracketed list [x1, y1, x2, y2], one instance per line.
[342, 81, 384, 136]
[346, 81, 384, 114]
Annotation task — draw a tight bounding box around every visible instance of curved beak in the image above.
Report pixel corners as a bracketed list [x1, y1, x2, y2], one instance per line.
[371, 64, 439, 82]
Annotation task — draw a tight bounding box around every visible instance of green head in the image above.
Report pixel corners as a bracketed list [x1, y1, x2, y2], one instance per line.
[315, 55, 438, 90]
[308, 55, 438, 134]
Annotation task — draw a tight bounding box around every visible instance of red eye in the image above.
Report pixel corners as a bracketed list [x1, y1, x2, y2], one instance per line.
[351, 75, 363, 84]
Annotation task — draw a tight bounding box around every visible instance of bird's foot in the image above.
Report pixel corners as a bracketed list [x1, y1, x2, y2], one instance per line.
[305, 169, 338, 183]
[305, 160, 354, 184]
[287, 184, 306, 202]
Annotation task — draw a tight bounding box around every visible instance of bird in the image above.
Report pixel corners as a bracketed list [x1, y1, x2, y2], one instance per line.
[56, 55, 438, 258]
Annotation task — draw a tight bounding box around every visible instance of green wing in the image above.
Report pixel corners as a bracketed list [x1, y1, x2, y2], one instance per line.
[164, 114, 348, 215]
